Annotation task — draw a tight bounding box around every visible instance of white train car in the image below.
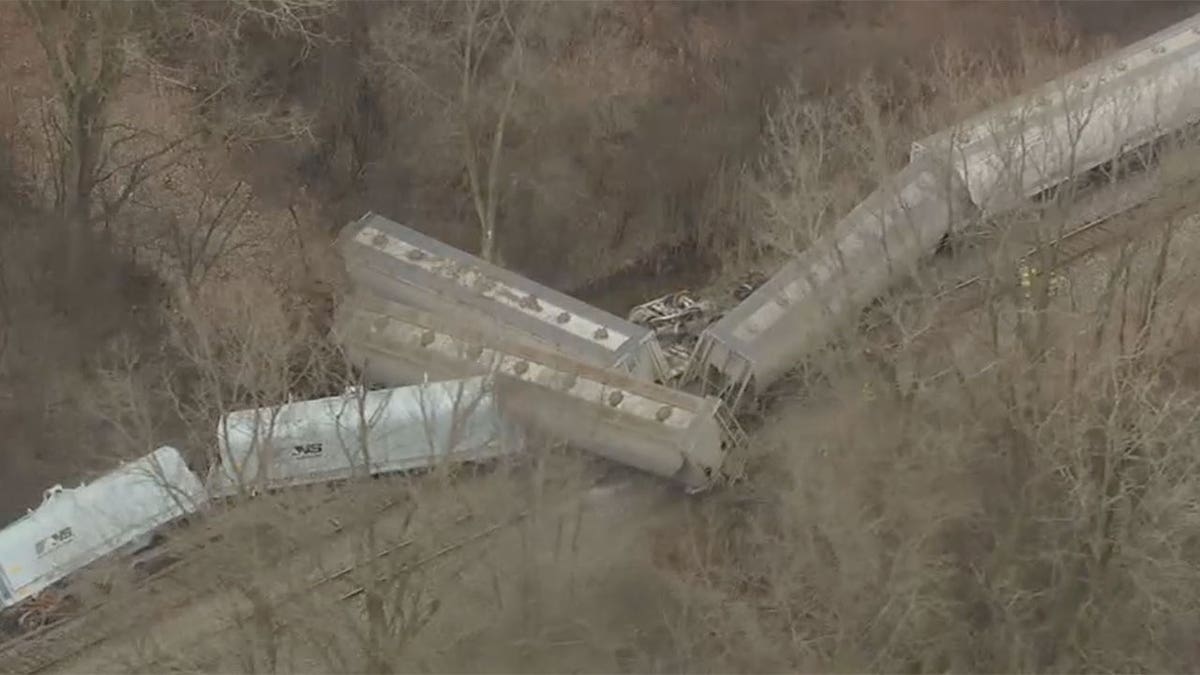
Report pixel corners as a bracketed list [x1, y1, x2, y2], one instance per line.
[333, 293, 739, 491]
[0, 447, 207, 609]
[687, 158, 975, 403]
[206, 377, 508, 497]
[336, 213, 668, 382]
[912, 12, 1200, 214]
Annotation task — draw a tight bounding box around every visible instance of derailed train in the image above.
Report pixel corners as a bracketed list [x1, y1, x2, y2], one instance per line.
[337, 213, 669, 382]
[6, 8, 1200, 643]
[334, 293, 738, 491]
[0, 377, 520, 633]
[0, 237, 732, 633]
[686, 11, 1200, 404]
[687, 159, 975, 406]
[325, 12, 1200, 486]
[333, 213, 743, 492]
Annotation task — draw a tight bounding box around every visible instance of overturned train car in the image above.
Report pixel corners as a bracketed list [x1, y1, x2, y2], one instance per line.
[336, 213, 668, 382]
[333, 293, 740, 491]
[689, 11, 1200, 405]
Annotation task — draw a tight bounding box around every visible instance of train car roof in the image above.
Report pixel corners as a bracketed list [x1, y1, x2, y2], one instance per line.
[2, 447, 202, 530]
[219, 376, 494, 434]
[336, 212, 657, 368]
[700, 158, 970, 388]
[914, 12, 1200, 159]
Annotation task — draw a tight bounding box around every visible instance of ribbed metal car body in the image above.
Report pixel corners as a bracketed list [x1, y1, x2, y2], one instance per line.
[332, 293, 731, 490]
[206, 377, 507, 497]
[912, 13, 1200, 214]
[0, 447, 206, 609]
[690, 13, 1200, 400]
[691, 158, 974, 398]
[336, 213, 668, 382]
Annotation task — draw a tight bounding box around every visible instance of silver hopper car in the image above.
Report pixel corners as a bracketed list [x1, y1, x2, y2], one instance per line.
[0, 446, 207, 611]
[206, 377, 509, 497]
[333, 293, 742, 491]
[688, 157, 974, 405]
[336, 212, 668, 382]
[912, 12, 1200, 215]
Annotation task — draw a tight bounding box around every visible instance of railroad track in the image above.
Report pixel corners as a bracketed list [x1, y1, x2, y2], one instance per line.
[746, 159, 1200, 417]
[4, 471, 617, 674]
[65, 494, 589, 674]
[0, 543, 214, 674]
[915, 158, 1200, 329]
[859, 157, 1200, 395]
[935, 170, 1165, 312]
[0, 492, 409, 674]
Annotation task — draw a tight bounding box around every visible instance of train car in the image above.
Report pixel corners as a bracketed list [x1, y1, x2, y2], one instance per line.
[686, 13, 1200, 406]
[686, 158, 975, 404]
[206, 377, 509, 497]
[0, 447, 207, 610]
[336, 212, 668, 382]
[332, 293, 740, 491]
[912, 12, 1200, 214]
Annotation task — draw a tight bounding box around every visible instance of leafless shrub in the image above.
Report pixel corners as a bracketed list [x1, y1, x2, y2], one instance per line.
[662, 43, 1200, 674]
[366, 0, 538, 264]
[645, 220, 1200, 671]
[18, 1, 197, 314]
[140, 0, 338, 147]
[752, 76, 891, 255]
[145, 168, 255, 293]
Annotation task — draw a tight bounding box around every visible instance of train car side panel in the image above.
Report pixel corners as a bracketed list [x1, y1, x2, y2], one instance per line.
[337, 213, 667, 381]
[207, 377, 506, 496]
[695, 158, 974, 394]
[0, 447, 207, 608]
[914, 13, 1200, 213]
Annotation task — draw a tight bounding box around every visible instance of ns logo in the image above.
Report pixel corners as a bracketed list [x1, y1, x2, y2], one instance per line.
[35, 527, 75, 557]
[290, 443, 325, 460]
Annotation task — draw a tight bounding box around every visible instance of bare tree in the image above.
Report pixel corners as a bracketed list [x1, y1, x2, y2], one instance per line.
[23, 0, 194, 299]
[458, 0, 527, 264]
[153, 172, 255, 294]
[371, 0, 534, 264]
